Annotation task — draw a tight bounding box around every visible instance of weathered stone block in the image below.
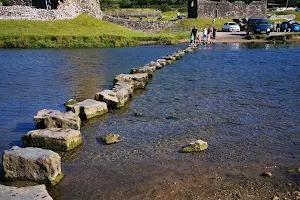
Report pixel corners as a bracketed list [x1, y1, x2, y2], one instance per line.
[0, 185, 53, 200]
[157, 59, 167, 67]
[66, 99, 108, 120]
[131, 65, 156, 77]
[22, 128, 82, 151]
[114, 73, 148, 89]
[180, 139, 208, 153]
[2, 146, 63, 184]
[34, 109, 81, 130]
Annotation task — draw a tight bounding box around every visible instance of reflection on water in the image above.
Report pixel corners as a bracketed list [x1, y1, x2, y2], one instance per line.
[0, 43, 300, 199]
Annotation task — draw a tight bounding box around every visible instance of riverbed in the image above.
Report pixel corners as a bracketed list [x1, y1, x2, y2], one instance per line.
[0, 43, 299, 199]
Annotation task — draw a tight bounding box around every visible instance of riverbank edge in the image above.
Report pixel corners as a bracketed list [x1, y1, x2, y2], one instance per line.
[0, 33, 300, 48]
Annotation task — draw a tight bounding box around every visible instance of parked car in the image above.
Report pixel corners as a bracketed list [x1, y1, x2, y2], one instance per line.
[295, 7, 300, 12]
[246, 18, 270, 35]
[222, 22, 240, 32]
[280, 22, 290, 32]
[291, 23, 300, 32]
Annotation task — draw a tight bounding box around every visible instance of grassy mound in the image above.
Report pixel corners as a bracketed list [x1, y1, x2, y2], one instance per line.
[0, 14, 182, 47]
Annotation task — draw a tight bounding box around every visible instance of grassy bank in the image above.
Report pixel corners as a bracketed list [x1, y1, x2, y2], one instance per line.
[0, 14, 182, 48]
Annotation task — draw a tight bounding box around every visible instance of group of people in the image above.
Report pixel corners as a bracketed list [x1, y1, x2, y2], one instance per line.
[190, 26, 217, 44]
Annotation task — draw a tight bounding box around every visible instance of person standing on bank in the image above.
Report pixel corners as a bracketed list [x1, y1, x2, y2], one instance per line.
[212, 27, 217, 39]
[191, 26, 198, 41]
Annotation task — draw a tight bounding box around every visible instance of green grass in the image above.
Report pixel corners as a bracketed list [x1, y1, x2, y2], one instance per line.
[0, 14, 181, 47]
[0, 14, 145, 37]
[107, 8, 158, 12]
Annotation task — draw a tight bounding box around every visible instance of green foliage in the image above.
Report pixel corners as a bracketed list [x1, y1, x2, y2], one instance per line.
[0, 0, 9, 6]
[160, 4, 172, 12]
[120, 0, 131, 8]
[100, 0, 120, 11]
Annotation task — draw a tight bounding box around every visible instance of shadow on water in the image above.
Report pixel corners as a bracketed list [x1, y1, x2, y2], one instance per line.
[12, 122, 35, 134]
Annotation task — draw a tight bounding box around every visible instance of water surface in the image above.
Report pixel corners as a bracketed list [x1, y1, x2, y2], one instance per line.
[0, 43, 299, 199]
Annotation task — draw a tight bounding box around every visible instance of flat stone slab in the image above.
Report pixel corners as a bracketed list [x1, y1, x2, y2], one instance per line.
[34, 109, 81, 130]
[180, 139, 208, 153]
[0, 184, 53, 200]
[3, 146, 63, 185]
[66, 99, 108, 120]
[22, 128, 82, 151]
[131, 65, 156, 77]
[114, 73, 148, 89]
[95, 82, 134, 108]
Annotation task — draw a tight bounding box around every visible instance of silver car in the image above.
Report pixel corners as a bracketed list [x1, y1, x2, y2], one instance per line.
[222, 22, 240, 32]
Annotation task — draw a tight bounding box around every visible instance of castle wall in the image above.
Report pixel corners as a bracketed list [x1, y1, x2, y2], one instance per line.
[195, 0, 267, 19]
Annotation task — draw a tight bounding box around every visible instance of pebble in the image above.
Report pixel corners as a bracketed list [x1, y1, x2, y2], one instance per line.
[273, 196, 280, 200]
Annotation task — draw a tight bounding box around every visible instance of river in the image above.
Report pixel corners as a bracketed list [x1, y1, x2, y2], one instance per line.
[0, 43, 299, 199]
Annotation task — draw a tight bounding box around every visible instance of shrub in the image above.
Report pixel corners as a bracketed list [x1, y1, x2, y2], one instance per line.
[160, 4, 171, 12]
[0, 0, 9, 6]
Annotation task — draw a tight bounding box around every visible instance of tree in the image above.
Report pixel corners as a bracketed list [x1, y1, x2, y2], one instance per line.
[100, 0, 120, 11]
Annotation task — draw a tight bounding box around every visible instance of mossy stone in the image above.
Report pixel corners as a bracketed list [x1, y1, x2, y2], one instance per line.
[51, 173, 64, 185]
[180, 139, 208, 153]
[64, 99, 77, 107]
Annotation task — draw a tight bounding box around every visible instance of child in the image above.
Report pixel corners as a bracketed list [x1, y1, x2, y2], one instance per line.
[190, 34, 194, 44]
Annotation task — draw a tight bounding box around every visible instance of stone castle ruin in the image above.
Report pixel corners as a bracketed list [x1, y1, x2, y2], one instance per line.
[188, 0, 267, 19]
[0, 0, 102, 20]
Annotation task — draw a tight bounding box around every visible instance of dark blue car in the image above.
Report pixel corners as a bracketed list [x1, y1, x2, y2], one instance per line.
[246, 18, 271, 35]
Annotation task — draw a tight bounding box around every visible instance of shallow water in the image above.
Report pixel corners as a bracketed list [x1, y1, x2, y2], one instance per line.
[0, 43, 299, 199]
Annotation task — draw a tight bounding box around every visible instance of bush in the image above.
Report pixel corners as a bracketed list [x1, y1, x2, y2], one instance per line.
[0, 0, 9, 6]
[178, 7, 187, 13]
[160, 4, 172, 12]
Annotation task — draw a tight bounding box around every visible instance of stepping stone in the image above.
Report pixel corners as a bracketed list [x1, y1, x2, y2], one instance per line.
[34, 109, 81, 130]
[22, 128, 82, 151]
[114, 73, 148, 89]
[3, 146, 63, 185]
[66, 99, 108, 120]
[95, 82, 134, 108]
[131, 65, 156, 77]
[0, 185, 53, 200]
[180, 139, 208, 153]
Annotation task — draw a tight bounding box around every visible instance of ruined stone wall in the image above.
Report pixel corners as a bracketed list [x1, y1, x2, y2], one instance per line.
[102, 15, 178, 33]
[3, 0, 102, 20]
[0, 5, 79, 20]
[197, 0, 267, 19]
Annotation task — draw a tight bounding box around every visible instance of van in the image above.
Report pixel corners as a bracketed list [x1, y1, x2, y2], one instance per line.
[246, 18, 271, 35]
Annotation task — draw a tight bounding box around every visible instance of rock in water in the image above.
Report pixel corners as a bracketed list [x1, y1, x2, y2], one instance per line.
[64, 99, 77, 107]
[2, 146, 63, 185]
[101, 134, 121, 145]
[22, 128, 82, 151]
[0, 184, 53, 200]
[180, 139, 208, 153]
[114, 73, 148, 89]
[66, 99, 108, 120]
[34, 109, 81, 130]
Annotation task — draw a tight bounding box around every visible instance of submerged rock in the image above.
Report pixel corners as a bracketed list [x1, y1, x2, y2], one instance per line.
[34, 109, 81, 130]
[66, 99, 108, 120]
[101, 134, 121, 145]
[0, 184, 53, 200]
[3, 146, 63, 185]
[180, 139, 208, 153]
[22, 128, 82, 151]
